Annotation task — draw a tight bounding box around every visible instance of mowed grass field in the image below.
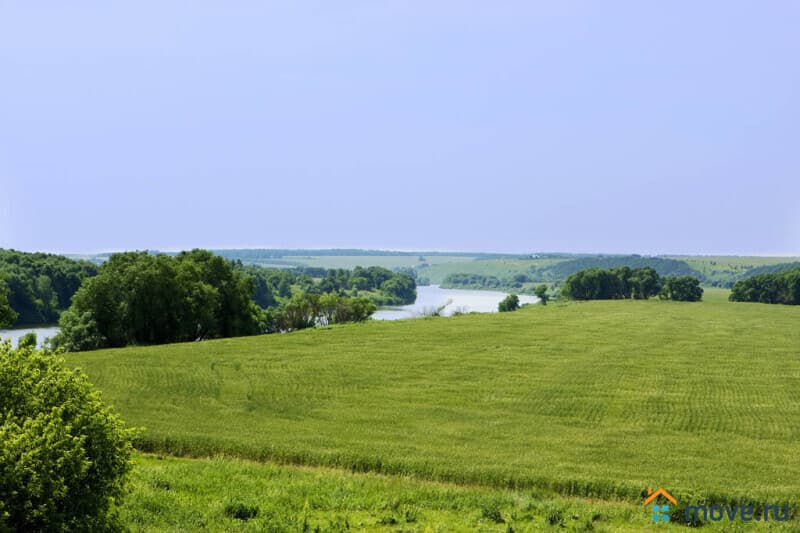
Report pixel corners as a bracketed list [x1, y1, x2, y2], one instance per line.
[69, 289, 800, 527]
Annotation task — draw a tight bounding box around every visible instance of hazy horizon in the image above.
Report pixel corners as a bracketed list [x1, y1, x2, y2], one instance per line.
[12, 246, 800, 259]
[2, 2, 798, 256]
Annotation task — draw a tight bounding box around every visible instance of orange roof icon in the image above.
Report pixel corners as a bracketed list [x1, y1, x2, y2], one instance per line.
[644, 487, 677, 505]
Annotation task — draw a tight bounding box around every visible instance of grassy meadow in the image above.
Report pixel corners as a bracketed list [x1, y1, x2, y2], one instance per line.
[66, 288, 800, 528]
[124, 453, 653, 532]
[668, 256, 800, 286]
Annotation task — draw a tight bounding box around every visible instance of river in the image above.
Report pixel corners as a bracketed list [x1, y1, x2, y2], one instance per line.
[0, 287, 537, 344]
[0, 326, 61, 348]
[372, 285, 539, 320]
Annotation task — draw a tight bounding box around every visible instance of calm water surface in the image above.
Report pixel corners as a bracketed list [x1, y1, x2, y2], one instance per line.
[0, 326, 60, 348]
[372, 285, 539, 320]
[0, 286, 538, 343]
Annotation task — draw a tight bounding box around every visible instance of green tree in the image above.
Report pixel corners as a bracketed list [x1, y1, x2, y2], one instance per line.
[534, 284, 549, 305]
[54, 250, 265, 351]
[660, 276, 703, 302]
[628, 267, 662, 299]
[0, 278, 17, 327]
[0, 342, 134, 531]
[498, 294, 520, 312]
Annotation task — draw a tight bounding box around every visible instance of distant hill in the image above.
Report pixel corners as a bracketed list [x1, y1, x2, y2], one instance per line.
[530, 255, 703, 282]
[738, 261, 800, 279]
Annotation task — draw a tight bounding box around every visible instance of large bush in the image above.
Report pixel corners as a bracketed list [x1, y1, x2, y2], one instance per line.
[0, 342, 135, 531]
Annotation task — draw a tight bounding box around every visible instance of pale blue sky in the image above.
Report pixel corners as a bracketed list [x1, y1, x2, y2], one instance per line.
[1, 1, 798, 255]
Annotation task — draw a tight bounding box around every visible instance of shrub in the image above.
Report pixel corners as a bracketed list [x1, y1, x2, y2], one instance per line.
[0, 341, 135, 531]
[16, 331, 37, 350]
[498, 294, 520, 312]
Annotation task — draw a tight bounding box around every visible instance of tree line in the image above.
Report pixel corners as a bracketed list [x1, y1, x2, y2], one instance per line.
[729, 267, 800, 305]
[561, 267, 703, 302]
[42, 251, 417, 351]
[0, 249, 98, 327]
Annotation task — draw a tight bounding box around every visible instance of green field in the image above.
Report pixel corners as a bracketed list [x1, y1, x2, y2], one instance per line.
[296, 254, 477, 271]
[668, 256, 800, 285]
[124, 453, 658, 531]
[69, 289, 800, 529]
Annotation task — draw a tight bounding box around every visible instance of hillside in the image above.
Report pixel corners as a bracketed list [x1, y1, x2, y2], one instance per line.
[68, 290, 800, 520]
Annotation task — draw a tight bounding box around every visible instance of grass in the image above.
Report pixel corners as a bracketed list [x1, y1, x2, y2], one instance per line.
[124, 453, 651, 531]
[421, 258, 563, 284]
[124, 453, 799, 531]
[68, 290, 800, 517]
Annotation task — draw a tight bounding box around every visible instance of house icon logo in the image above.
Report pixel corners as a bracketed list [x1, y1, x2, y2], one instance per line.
[644, 487, 677, 523]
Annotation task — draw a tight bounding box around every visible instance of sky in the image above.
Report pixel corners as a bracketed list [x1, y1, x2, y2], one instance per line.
[1, 1, 798, 256]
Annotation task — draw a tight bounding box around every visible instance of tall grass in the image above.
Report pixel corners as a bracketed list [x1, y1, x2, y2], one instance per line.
[69, 290, 800, 508]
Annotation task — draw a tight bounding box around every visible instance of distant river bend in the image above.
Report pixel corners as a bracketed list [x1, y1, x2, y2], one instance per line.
[372, 285, 539, 320]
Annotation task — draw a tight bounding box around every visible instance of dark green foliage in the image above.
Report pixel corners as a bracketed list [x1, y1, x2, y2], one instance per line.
[498, 294, 519, 312]
[224, 500, 259, 521]
[269, 293, 377, 332]
[729, 268, 800, 305]
[242, 265, 416, 309]
[534, 284, 549, 305]
[562, 267, 665, 301]
[659, 276, 704, 302]
[53, 250, 265, 350]
[531, 255, 702, 282]
[0, 342, 134, 531]
[16, 332, 37, 350]
[0, 278, 16, 327]
[481, 503, 505, 523]
[0, 249, 98, 326]
[443, 273, 503, 289]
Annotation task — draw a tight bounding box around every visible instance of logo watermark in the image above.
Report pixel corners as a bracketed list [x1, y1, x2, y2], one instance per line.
[644, 487, 791, 524]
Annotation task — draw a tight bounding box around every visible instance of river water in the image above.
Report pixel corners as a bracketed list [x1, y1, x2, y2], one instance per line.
[372, 285, 539, 320]
[0, 287, 538, 344]
[0, 326, 60, 348]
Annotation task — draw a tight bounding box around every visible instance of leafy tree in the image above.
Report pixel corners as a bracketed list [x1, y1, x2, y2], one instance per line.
[498, 294, 520, 312]
[0, 342, 134, 531]
[0, 278, 17, 327]
[562, 267, 669, 301]
[0, 249, 98, 326]
[380, 273, 416, 304]
[534, 284, 549, 305]
[628, 267, 662, 299]
[54, 250, 265, 350]
[659, 276, 703, 302]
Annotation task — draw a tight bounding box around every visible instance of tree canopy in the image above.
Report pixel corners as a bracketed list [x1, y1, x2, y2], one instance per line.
[729, 268, 800, 305]
[562, 267, 702, 302]
[0, 342, 134, 530]
[659, 276, 704, 302]
[0, 249, 98, 326]
[53, 250, 266, 350]
[498, 294, 520, 312]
